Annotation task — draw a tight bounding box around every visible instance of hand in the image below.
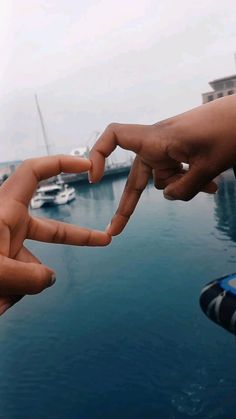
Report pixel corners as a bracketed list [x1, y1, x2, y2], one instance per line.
[89, 95, 236, 236]
[0, 155, 111, 315]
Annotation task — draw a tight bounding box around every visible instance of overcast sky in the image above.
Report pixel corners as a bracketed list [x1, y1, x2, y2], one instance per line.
[0, 0, 236, 162]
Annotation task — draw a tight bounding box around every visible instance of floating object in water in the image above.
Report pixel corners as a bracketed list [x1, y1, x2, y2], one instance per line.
[200, 166, 236, 335]
[200, 273, 236, 335]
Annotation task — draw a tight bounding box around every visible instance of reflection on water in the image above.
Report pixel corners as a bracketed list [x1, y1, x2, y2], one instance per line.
[32, 178, 116, 229]
[214, 170, 236, 243]
[77, 178, 115, 202]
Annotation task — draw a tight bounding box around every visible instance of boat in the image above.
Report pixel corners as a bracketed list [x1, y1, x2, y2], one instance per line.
[34, 94, 133, 188]
[32, 94, 76, 209]
[30, 181, 76, 209]
[64, 144, 133, 184]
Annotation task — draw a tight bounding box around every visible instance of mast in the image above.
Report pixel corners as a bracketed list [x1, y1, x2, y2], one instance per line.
[34, 94, 50, 155]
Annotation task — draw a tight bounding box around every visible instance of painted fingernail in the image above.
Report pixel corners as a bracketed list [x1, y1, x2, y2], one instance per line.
[48, 274, 56, 287]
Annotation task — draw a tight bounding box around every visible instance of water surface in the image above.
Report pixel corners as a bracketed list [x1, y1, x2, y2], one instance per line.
[1, 172, 236, 418]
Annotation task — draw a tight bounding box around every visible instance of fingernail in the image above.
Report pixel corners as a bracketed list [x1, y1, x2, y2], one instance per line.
[164, 192, 176, 201]
[48, 274, 56, 287]
[88, 173, 93, 184]
[105, 222, 111, 232]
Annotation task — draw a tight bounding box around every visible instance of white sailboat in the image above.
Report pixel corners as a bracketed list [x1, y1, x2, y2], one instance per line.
[30, 95, 76, 209]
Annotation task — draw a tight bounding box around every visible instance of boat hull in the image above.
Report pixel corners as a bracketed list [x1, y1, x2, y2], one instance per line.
[30, 186, 76, 209]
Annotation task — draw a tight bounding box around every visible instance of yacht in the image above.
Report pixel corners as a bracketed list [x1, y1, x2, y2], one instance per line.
[30, 181, 76, 209]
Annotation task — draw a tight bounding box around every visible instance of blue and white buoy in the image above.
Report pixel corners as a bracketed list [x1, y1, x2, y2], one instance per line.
[200, 273, 236, 334]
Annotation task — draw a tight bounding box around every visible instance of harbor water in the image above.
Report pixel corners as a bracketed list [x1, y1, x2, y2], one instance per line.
[1, 171, 236, 418]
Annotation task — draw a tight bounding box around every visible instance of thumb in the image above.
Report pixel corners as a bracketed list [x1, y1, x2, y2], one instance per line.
[0, 255, 56, 296]
[163, 164, 212, 201]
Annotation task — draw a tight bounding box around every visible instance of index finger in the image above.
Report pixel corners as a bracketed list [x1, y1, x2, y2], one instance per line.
[89, 123, 148, 183]
[28, 216, 112, 246]
[1, 155, 91, 205]
[107, 156, 152, 236]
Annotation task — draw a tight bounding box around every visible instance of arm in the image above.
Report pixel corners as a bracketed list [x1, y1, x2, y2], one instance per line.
[89, 94, 236, 235]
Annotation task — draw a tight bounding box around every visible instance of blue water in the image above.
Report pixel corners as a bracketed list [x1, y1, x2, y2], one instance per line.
[1, 172, 236, 418]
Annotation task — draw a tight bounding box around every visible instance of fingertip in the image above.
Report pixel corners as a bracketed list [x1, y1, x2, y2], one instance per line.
[203, 181, 218, 194]
[104, 233, 112, 246]
[28, 265, 56, 294]
[105, 222, 111, 232]
[89, 151, 105, 183]
[106, 222, 117, 236]
[163, 180, 182, 201]
[88, 169, 93, 184]
[163, 179, 196, 202]
[47, 273, 56, 288]
[100, 232, 112, 246]
[88, 230, 112, 246]
[88, 168, 101, 184]
[80, 158, 92, 172]
[107, 216, 127, 236]
[109, 230, 119, 237]
[163, 190, 176, 201]
[42, 266, 56, 289]
[108, 226, 122, 237]
[85, 159, 92, 171]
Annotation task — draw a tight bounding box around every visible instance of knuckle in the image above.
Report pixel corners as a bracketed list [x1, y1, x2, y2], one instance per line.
[125, 177, 141, 194]
[28, 217, 37, 238]
[22, 158, 35, 168]
[84, 229, 92, 246]
[202, 166, 215, 182]
[107, 122, 118, 131]
[20, 159, 39, 180]
[116, 210, 130, 221]
[52, 224, 67, 244]
[106, 122, 120, 138]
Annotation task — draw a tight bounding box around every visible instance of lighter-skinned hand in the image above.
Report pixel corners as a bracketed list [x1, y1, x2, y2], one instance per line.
[0, 155, 111, 316]
[89, 94, 236, 236]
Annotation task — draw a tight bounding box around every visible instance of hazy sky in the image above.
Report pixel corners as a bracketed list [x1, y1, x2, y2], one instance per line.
[1, 0, 236, 162]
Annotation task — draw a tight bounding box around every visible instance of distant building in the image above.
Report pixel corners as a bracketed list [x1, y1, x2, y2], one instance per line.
[202, 74, 236, 104]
